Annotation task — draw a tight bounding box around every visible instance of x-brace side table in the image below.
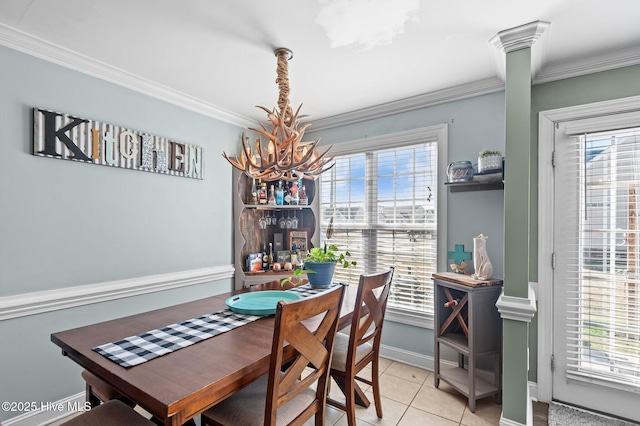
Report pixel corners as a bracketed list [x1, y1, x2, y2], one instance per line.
[433, 272, 503, 412]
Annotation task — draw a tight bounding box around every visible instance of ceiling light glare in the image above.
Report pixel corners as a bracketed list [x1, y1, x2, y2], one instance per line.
[316, 0, 420, 51]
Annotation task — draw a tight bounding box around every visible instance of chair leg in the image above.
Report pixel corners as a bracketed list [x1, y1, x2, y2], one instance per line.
[86, 384, 101, 408]
[344, 374, 357, 426]
[371, 357, 383, 418]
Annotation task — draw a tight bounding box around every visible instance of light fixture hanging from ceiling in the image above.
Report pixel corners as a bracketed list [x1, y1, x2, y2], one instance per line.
[222, 47, 335, 182]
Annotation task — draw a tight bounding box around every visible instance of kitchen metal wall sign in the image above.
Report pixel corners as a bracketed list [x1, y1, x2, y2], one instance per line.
[33, 108, 204, 179]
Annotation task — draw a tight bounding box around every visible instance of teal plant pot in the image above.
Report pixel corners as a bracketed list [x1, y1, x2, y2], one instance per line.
[304, 261, 336, 288]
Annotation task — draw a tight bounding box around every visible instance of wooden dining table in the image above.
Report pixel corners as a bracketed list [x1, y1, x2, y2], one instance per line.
[50, 281, 367, 426]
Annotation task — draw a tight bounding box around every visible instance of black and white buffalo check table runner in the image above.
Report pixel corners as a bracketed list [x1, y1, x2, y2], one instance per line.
[93, 284, 340, 368]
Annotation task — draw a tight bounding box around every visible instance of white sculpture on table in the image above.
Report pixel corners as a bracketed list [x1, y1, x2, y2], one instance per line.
[472, 234, 493, 280]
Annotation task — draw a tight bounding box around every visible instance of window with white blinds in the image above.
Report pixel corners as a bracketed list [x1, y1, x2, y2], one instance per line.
[319, 143, 438, 319]
[564, 125, 640, 390]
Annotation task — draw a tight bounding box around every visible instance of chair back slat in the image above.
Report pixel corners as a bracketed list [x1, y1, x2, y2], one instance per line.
[265, 284, 345, 425]
[348, 268, 394, 367]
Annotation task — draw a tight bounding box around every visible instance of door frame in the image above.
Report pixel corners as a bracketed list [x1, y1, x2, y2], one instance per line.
[537, 94, 640, 403]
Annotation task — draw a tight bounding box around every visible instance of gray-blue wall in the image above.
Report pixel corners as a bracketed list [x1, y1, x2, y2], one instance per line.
[0, 45, 240, 422]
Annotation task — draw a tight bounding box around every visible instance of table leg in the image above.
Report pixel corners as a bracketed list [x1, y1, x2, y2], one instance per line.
[469, 355, 476, 413]
[332, 376, 371, 407]
[434, 340, 440, 388]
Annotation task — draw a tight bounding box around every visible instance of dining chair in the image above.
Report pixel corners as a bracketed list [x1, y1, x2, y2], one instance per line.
[81, 371, 177, 425]
[326, 267, 394, 426]
[201, 284, 346, 426]
[81, 370, 133, 408]
[60, 400, 155, 426]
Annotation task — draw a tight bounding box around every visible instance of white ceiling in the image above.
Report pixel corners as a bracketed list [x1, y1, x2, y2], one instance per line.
[1, 0, 639, 127]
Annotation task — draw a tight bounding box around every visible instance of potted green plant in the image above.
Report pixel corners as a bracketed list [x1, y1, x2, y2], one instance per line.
[478, 149, 502, 173]
[283, 218, 356, 288]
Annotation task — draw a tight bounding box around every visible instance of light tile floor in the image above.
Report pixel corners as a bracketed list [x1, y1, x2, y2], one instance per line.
[316, 358, 504, 426]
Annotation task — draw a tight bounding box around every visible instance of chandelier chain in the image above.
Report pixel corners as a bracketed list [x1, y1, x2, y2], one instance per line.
[275, 51, 292, 122]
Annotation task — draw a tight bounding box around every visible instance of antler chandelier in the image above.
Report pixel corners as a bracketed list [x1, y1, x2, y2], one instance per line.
[223, 48, 335, 182]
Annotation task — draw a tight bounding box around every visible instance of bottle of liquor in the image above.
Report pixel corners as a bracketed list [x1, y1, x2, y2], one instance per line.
[258, 182, 267, 205]
[268, 243, 274, 270]
[250, 178, 258, 204]
[284, 184, 292, 205]
[290, 181, 299, 205]
[261, 243, 268, 271]
[299, 184, 307, 205]
[268, 185, 276, 205]
[275, 180, 284, 205]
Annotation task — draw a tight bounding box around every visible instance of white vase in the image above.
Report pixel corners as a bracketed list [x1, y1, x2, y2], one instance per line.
[472, 234, 493, 280]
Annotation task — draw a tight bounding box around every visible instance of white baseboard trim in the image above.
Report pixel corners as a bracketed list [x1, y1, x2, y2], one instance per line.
[500, 414, 527, 426]
[2, 392, 84, 426]
[499, 382, 539, 426]
[528, 381, 538, 402]
[0, 265, 235, 321]
[379, 344, 433, 371]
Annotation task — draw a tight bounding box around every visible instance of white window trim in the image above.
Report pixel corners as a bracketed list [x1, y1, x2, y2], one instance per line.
[537, 94, 640, 403]
[324, 124, 448, 328]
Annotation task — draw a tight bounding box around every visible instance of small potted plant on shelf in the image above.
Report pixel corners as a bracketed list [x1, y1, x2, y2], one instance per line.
[478, 149, 503, 173]
[282, 218, 356, 288]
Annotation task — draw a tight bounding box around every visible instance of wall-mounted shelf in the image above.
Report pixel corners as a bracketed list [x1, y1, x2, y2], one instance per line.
[445, 180, 504, 192]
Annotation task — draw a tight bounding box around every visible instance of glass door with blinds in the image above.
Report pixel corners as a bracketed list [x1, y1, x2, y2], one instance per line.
[553, 119, 640, 422]
[319, 143, 438, 318]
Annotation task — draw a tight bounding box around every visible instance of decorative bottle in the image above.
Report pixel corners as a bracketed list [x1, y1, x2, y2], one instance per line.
[290, 181, 299, 205]
[261, 243, 268, 271]
[268, 185, 276, 205]
[250, 178, 258, 204]
[258, 182, 267, 205]
[299, 184, 307, 205]
[275, 181, 284, 205]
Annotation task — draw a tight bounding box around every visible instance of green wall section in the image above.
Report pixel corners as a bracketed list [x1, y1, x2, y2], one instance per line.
[502, 47, 533, 425]
[504, 48, 532, 300]
[502, 320, 530, 424]
[0, 45, 241, 422]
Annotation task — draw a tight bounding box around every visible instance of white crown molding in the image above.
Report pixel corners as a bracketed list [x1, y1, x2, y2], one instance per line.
[538, 93, 640, 123]
[495, 284, 537, 323]
[489, 21, 551, 82]
[535, 44, 640, 84]
[327, 123, 448, 155]
[0, 23, 253, 128]
[0, 265, 235, 320]
[493, 21, 551, 55]
[309, 77, 505, 132]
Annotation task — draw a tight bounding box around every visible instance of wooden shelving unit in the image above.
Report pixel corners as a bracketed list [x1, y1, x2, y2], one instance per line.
[232, 168, 320, 289]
